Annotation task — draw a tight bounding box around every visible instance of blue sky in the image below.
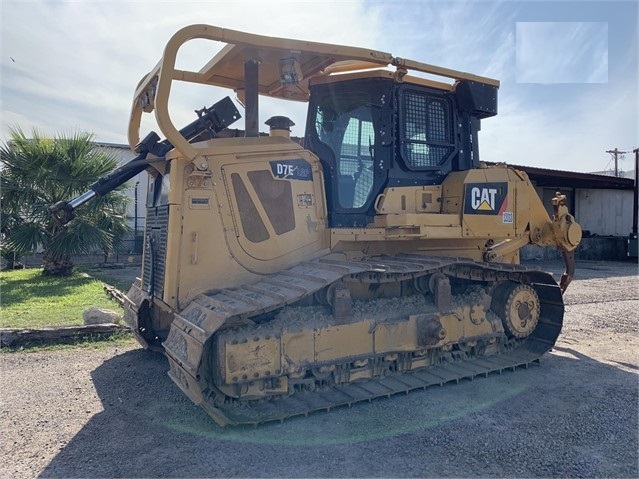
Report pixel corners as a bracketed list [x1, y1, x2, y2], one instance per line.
[1, 0, 637, 174]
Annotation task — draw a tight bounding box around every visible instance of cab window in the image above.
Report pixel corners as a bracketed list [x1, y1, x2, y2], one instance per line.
[401, 90, 455, 168]
[316, 104, 375, 208]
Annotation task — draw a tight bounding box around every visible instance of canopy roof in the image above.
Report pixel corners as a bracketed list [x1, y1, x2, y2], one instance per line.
[128, 24, 499, 158]
[200, 26, 499, 99]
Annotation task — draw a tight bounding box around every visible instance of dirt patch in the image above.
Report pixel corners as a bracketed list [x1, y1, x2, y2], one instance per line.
[1, 260, 637, 478]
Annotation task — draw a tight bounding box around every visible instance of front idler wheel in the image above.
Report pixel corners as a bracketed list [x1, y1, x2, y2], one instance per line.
[491, 282, 540, 339]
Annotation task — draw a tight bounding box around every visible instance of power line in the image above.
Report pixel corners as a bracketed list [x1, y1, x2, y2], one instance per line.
[605, 148, 629, 177]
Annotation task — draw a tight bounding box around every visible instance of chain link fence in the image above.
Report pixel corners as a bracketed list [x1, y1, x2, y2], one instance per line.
[5, 231, 145, 268]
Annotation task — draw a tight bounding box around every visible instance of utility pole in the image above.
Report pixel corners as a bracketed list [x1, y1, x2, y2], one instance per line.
[628, 148, 638, 259]
[606, 148, 629, 177]
[633, 148, 638, 236]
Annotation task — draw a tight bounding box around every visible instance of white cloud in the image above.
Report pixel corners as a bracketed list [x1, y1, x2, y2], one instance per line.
[1, 0, 384, 142]
[516, 22, 609, 84]
[481, 75, 637, 172]
[0, 0, 636, 175]
[371, 0, 516, 81]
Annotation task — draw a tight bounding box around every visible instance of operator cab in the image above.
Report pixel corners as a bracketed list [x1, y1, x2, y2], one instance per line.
[305, 74, 498, 227]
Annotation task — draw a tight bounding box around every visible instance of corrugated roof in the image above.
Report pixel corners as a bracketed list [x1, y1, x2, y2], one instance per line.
[487, 162, 635, 190]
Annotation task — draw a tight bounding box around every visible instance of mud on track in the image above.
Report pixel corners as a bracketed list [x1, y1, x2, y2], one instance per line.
[1, 260, 637, 478]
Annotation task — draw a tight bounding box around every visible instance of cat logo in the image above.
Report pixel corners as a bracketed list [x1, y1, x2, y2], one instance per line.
[464, 182, 508, 215]
[471, 187, 498, 210]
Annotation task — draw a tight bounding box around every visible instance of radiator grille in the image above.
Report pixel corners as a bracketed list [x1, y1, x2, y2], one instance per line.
[142, 205, 169, 298]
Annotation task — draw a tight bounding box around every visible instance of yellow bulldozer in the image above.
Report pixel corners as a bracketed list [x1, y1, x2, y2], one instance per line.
[52, 24, 582, 426]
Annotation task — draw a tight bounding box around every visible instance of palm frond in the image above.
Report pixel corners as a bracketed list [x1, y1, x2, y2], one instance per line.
[4, 221, 47, 255]
[2, 127, 135, 260]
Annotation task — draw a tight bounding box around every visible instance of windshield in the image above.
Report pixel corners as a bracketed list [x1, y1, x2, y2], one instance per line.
[313, 92, 379, 209]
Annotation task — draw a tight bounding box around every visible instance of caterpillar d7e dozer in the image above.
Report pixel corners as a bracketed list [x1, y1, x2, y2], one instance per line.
[51, 24, 582, 426]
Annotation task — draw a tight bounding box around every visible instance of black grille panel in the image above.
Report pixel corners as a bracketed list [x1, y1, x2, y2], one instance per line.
[403, 91, 455, 168]
[142, 205, 169, 298]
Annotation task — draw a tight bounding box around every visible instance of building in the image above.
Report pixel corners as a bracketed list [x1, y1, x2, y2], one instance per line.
[95, 142, 148, 254]
[499, 163, 636, 260]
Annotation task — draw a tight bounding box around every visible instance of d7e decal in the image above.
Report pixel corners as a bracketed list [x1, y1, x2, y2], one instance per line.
[269, 159, 313, 181]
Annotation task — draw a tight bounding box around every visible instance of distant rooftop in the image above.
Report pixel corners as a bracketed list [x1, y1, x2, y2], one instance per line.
[487, 162, 635, 190]
[95, 142, 130, 149]
[589, 169, 636, 180]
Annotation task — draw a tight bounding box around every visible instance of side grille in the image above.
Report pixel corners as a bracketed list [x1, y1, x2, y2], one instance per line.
[142, 205, 169, 298]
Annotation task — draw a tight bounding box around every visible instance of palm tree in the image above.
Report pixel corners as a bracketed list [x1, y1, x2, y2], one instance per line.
[0, 210, 24, 269]
[1, 128, 131, 276]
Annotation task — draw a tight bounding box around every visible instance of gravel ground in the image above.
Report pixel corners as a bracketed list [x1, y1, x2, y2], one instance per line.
[1, 259, 637, 478]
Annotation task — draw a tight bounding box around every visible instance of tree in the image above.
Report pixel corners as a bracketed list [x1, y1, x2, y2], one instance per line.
[0, 209, 24, 269]
[1, 128, 131, 276]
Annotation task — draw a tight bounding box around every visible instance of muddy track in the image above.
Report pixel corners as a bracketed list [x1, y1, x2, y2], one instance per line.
[160, 254, 564, 425]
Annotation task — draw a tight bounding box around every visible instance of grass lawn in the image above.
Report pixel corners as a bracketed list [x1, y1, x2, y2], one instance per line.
[5, 331, 136, 352]
[0, 268, 123, 329]
[76, 265, 136, 292]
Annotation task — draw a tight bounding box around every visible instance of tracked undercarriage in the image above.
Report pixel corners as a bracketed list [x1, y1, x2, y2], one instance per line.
[136, 254, 563, 426]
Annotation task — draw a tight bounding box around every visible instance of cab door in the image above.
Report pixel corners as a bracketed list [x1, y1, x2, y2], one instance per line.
[221, 152, 327, 273]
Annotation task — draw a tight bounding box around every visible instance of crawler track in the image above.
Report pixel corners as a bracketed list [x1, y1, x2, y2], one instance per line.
[163, 254, 564, 426]
[205, 341, 547, 426]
